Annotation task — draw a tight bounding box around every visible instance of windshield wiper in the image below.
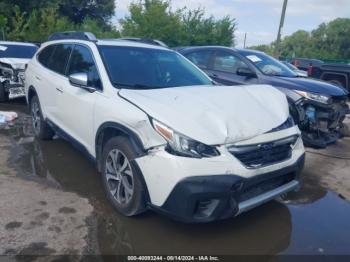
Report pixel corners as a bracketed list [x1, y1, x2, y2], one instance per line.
[112, 82, 162, 89]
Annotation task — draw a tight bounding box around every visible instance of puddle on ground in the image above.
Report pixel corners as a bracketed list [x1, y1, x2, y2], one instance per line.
[1, 101, 350, 257]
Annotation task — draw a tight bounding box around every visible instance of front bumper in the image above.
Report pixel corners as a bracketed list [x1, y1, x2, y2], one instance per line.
[150, 155, 304, 223]
[135, 125, 305, 222]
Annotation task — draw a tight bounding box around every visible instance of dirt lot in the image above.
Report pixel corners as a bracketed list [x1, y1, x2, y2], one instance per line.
[1, 100, 350, 260]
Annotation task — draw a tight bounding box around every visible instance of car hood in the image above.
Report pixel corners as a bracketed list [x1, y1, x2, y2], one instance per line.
[119, 85, 289, 145]
[0, 57, 30, 70]
[268, 76, 348, 96]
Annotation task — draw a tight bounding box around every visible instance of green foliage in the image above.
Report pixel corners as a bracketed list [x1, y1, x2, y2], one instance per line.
[181, 8, 236, 46]
[248, 44, 274, 55]
[120, 0, 184, 47]
[250, 18, 350, 60]
[0, 0, 115, 27]
[0, 2, 119, 42]
[120, 0, 236, 47]
[79, 18, 120, 38]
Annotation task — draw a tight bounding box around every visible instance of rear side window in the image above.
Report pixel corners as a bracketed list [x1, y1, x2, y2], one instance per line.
[185, 50, 212, 69]
[67, 45, 102, 89]
[48, 44, 73, 75]
[37, 45, 55, 67]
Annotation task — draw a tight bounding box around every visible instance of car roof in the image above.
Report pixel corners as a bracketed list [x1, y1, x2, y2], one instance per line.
[175, 46, 265, 55]
[0, 41, 37, 47]
[43, 38, 170, 51]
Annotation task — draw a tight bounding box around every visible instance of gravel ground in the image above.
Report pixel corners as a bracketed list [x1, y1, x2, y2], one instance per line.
[0, 135, 94, 259]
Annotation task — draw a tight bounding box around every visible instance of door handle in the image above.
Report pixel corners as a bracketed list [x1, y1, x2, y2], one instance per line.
[35, 76, 41, 81]
[56, 87, 63, 93]
[210, 73, 218, 78]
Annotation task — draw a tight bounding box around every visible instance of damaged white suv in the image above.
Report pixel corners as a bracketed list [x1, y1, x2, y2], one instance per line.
[25, 32, 305, 222]
[0, 41, 38, 101]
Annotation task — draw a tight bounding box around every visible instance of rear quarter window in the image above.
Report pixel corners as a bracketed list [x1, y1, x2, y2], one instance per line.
[48, 44, 73, 75]
[37, 45, 56, 67]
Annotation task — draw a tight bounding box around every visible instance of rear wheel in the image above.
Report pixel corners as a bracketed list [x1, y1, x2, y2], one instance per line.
[30, 95, 54, 140]
[0, 83, 8, 102]
[101, 136, 147, 216]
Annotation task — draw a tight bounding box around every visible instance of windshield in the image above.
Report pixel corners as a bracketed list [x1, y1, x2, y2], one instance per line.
[0, 44, 38, 59]
[98, 46, 212, 89]
[283, 61, 298, 71]
[238, 50, 298, 77]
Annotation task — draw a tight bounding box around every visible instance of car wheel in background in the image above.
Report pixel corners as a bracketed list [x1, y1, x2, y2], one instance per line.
[30, 95, 54, 140]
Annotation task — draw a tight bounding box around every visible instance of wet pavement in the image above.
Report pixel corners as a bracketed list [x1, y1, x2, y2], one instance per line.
[1, 100, 350, 259]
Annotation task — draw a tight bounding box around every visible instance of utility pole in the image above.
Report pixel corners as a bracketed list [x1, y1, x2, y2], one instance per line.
[275, 0, 288, 58]
[243, 32, 247, 48]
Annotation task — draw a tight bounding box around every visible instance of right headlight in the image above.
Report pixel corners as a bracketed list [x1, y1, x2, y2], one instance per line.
[294, 90, 331, 104]
[151, 119, 220, 158]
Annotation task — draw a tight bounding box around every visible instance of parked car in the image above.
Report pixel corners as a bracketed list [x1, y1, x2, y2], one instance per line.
[0, 41, 38, 101]
[290, 58, 324, 71]
[306, 63, 350, 93]
[25, 32, 305, 223]
[282, 61, 308, 77]
[177, 46, 349, 148]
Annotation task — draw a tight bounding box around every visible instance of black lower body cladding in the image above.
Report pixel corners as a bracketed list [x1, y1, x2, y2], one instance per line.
[150, 154, 305, 223]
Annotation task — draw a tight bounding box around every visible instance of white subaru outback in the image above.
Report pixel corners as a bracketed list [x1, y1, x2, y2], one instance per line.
[25, 32, 305, 223]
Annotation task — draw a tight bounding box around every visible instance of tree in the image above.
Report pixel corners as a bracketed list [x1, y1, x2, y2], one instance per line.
[180, 8, 236, 46]
[57, 0, 116, 26]
[120, 0, 183, 47]
[249, 18, 350, 60]
[0, 0, 115, 29]
[120, 0, 236, 47]
[0, 15, 7, 40]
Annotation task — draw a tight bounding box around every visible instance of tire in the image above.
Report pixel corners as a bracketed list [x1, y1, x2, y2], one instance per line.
[101, 136, 147, 216]
[328, 80, 345, 88]
[0, 83, 8, 102]
[30, 95, 55, 140]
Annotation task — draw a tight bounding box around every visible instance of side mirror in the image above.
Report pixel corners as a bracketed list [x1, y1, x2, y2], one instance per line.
[69, 73, 96, 93]
[236, 67, 256, 78]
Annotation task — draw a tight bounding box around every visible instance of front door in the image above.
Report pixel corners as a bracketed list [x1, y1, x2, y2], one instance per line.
[56, 44, 102, 153]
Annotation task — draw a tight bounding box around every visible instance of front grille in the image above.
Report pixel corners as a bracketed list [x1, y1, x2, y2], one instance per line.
[238, 172, 296, 202]
[227, 135, 298, 168]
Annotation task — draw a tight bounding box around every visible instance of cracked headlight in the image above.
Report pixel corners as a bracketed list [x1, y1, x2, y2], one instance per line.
[294, 90, 331, 104]
[152, 119, 220, 158]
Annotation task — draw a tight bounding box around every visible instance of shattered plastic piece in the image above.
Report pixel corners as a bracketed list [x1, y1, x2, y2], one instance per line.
[18, 137, 35, 145]
[0, 111, 18, 122]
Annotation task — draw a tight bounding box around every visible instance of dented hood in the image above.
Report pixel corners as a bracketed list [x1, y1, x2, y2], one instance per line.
[119, 85, 289, 145]
[0, 58, 30, 70]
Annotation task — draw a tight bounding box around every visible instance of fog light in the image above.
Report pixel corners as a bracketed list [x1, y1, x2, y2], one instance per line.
[194, 199, 220, 218]
[231, 182, 243, 192]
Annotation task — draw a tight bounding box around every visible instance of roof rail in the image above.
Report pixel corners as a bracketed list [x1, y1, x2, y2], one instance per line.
[118, 37, 168, 48]
[48, 31, 97, 42]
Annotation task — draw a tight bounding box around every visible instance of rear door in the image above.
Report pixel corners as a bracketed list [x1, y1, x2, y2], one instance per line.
[35, 44, 73, 123]
[56, 44, 102, 151]
[208, 50, 258, 86]
[45, 44, 74, 125]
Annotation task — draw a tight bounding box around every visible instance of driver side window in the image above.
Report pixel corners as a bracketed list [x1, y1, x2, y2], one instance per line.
[213, 51, 248, 74]
[67, 45, 102, 90]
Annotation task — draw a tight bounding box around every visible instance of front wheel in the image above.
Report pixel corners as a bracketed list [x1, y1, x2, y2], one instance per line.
[30, 95, 54, 140]
[101, 136, 147, 216]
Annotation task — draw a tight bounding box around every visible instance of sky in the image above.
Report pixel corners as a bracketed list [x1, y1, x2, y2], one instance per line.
[113, 0, 350, 47]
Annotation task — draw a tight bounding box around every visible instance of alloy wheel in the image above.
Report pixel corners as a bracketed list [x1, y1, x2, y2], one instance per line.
[105, 149, 134, 205]
[31, 100, 41, 135]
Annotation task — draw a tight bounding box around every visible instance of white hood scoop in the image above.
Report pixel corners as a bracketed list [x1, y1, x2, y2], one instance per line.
[119, 85, 289, 145]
